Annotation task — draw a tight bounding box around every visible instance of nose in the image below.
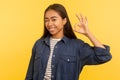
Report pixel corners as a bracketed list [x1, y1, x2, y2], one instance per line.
[48, 20, 53, 26]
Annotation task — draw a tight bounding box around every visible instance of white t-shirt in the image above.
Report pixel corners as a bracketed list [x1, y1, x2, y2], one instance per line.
[44, 37, 61, 80]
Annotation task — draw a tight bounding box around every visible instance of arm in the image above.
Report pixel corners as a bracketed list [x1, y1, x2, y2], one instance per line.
[74, 14, 112, 65]
[85, 31, 105, 48]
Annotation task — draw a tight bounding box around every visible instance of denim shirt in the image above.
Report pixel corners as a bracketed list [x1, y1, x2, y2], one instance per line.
[25, 36, 112, 80]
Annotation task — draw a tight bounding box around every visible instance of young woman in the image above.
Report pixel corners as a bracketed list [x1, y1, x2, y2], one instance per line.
[25, 4, 112, 80]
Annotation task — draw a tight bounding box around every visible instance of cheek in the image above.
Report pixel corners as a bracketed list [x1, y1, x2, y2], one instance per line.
[53, 21, 58, 26]
[55, 21, 63, 27]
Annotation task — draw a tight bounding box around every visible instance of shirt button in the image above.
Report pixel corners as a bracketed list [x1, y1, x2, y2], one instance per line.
[52, 65, 54, 68]
[51, 75, 54, 78]
[52, 55, 55, 57]
[67, 58, 70, 62]
[55, 46, 57, 48]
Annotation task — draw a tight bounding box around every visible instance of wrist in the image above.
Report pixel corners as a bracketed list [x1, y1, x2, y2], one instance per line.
[84, 31, 92, 37]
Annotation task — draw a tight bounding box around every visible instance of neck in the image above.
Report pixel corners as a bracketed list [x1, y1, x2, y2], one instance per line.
[51, 34, 64, 39]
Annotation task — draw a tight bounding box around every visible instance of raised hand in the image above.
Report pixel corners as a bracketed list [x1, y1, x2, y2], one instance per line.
[74, 14, 90, 35]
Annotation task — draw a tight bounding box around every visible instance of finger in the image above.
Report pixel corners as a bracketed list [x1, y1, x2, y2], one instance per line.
[85, 16, 88, 24]
[81, 14, 87, 24]
[76, 14, 83, 23]
[74, 23, 78, 31]
[74, 23, 78, 32]
[74, 23, 81, 32]
[74, 27, 79, 33]
[74, 23, 81, 27]
[80, 14, 84, 22]
[85, 16, 87, 21]
[76, 14, 81, 21]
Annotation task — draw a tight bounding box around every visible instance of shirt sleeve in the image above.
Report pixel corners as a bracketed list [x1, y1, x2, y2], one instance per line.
[78, 39, 112, 65]
[25, 42, 36, 80]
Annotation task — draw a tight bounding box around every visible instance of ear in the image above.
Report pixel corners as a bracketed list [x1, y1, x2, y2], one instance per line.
[63, 18, 67, 25]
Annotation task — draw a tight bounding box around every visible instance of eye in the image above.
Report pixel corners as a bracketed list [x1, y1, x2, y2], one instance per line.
[44, 19, 49, 22]
[52, 19, 56, 21]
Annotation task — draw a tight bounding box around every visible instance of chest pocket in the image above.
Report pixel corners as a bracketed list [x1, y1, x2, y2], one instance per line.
[58, 55, 76, 74]
[60, 55, 76, 63]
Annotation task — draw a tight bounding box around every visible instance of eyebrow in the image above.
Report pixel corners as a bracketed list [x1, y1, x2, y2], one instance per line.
[44, 16, 58, 19]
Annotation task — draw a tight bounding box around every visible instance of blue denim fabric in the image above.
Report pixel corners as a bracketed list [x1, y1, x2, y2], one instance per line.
[25, 36, 112, 80]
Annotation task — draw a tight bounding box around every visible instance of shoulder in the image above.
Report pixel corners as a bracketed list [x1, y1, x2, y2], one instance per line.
[70, 38, 85, 45]
[33, 37, 45, 48]
[70, 38, 92, 49]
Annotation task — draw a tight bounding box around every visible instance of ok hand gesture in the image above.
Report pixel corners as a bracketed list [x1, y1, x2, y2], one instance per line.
[74, 14, 90, 35]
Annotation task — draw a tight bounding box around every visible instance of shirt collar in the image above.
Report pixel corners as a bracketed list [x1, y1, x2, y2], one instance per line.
[43, 36, 50, 46]
[43, 35, 70, 45]
[61, 36, 69, 44]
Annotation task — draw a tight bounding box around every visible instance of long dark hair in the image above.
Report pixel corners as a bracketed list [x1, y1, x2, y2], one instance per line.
[41, 3, 77, 39]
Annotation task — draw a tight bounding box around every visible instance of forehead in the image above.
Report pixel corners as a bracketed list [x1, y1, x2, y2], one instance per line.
[45, 10, 61, 18]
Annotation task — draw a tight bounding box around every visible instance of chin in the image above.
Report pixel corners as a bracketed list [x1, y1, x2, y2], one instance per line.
[49, 31, 56, 35]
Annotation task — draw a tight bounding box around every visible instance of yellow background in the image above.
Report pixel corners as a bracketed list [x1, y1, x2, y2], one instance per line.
[0, 0, 119, 80]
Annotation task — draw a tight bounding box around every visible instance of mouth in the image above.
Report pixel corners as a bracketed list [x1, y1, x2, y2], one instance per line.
[49, 28, 54, 31]
[48, 27, 56, 32]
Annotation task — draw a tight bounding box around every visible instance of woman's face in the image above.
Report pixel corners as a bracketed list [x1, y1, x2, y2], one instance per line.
[44, 9, 66, 38]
